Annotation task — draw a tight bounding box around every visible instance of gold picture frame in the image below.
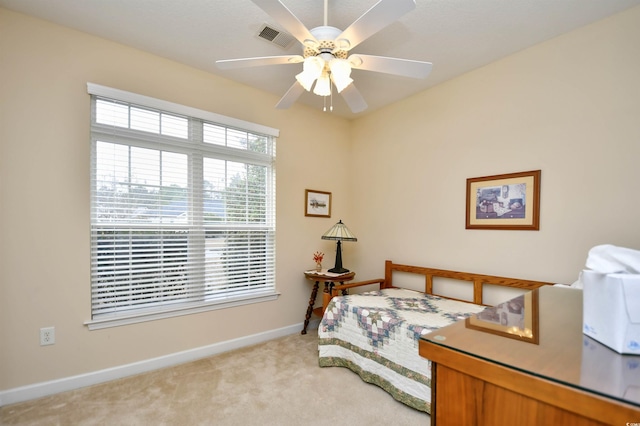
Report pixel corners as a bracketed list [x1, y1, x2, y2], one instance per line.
[305, 189, 331, 217]
[466, 170, 541, 230]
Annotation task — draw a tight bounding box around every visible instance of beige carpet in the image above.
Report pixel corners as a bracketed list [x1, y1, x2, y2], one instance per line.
[1, 328, 429, 425]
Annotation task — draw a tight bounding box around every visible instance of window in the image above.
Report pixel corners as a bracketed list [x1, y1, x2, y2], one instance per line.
[86, 84, 278, 329]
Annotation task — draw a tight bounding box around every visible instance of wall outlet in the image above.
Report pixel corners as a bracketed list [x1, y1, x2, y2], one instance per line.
[40, 327, 55, 346]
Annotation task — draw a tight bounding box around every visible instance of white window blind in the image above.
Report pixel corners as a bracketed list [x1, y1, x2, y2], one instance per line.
[87, 84, 278, 329]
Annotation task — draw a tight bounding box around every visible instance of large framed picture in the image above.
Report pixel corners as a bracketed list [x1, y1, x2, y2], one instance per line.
[305, 189, 331, 217]
[466, 170, 541, 230]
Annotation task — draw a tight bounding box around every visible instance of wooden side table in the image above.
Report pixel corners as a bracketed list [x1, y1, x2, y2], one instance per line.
[301, 270, 355, 334]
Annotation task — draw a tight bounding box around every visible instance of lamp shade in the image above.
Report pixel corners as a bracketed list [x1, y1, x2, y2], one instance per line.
[322, 220, 357, 241]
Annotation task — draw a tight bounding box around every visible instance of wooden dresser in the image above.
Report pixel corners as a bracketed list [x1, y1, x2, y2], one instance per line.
[419, 286, 640, 426]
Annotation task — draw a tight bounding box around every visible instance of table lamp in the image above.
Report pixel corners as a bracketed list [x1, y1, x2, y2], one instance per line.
[321, 220, 357, 273]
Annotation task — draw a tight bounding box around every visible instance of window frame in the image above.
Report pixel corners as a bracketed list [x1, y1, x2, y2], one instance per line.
[85, 84, 279, 330]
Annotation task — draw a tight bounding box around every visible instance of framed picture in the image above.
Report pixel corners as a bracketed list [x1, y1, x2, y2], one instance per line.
[465, 290, 540, 344]
[305, 189, 331, 217]
[466, 170, 541, 230]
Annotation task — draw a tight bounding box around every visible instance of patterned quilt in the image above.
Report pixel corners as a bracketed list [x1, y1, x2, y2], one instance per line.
[318, 288, 486, 413]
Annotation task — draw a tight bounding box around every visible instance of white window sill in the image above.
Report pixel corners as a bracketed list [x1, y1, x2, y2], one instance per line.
[85, 291, 280, 330]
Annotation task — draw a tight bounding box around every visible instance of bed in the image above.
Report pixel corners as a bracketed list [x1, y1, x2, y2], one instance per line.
[318, 260, 553, 413]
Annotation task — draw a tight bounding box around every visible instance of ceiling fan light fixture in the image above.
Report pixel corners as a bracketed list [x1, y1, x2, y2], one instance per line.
[313, 73, 331, 97]
[329, 59, 353, 93]
[295, 71, 316, 91]
[221, 0, 430, 113]
[296, 56, 325, 91]
[332, 76, 353, 93]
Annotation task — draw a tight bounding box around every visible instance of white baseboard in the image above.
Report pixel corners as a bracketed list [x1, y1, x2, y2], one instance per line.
[0, 319, 319, 407]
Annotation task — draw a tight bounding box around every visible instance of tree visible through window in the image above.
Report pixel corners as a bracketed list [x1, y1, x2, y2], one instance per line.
[88, 89, 276, 327]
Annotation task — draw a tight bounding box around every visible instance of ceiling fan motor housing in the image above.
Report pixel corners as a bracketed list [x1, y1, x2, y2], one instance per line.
[304, 26, 348, 59]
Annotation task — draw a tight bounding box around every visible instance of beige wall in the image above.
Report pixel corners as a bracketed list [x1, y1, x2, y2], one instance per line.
[2, 4, 640, 395]
[0, 8, 351, 391]
[349, 6, 640, 286]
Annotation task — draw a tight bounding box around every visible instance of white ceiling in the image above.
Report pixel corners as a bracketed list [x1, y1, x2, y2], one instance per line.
[2, 0, 639, 119]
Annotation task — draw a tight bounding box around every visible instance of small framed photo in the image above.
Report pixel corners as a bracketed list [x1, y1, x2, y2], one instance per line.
[466, 170, 541, 230]
[305, 189, 331, 217]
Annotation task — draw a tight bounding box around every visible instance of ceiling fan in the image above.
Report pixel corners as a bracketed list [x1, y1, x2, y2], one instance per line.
[216, 0, 432, 113]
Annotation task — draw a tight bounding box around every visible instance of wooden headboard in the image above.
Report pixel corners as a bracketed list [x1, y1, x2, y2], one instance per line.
[328, 260, 554, 310]
[383, 260, 554, 305]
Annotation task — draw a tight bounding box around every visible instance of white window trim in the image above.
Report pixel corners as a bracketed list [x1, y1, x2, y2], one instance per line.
[85, 83, 279, 330]
[85, 291, 279, 330]
[87, 83, 279, 138]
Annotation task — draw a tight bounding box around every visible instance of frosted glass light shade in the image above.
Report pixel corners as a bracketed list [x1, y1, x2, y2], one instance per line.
[295, 56, 324, 91]
[295, 71, 316, 91]
[329, 59, 353, 93]
[313, 74, 331, 96]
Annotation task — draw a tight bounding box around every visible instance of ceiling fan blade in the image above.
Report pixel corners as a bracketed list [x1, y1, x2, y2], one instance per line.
[349, 54, 432, 79]
[251, 0, 317, 46]
[216, 55, 303, 70]
[336, 0, 416, 50]
[340, 84, 368, 113]
[275, 81, 305, 109]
